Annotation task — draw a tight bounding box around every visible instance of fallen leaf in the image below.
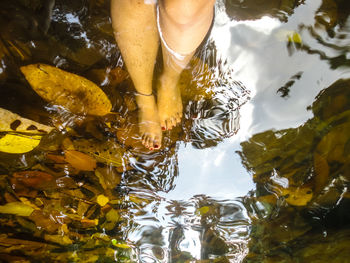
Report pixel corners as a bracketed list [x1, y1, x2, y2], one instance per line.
[114, 243, 131, 249]
[95, 166, 121, 190]
[11, 170, 54, 190]
[97, 194, 109, 206]
[0, 133, 42, 153]
[44, 234, 73, 245]
[72, 138, 126, 167]
[20, 64, 112, 116]
[64, 150, 97, 171]
[195, 206, 210, 216]
[81, 218, 99, 228]
[313, 152, 330, 194]
[0, 108, 54, 133]
[289, 32, 302, 44]
[0, 202, 34, 216]
[281, 186, 313, 206]
[28, 210, 60, 233]
[87, 67, 128, 87]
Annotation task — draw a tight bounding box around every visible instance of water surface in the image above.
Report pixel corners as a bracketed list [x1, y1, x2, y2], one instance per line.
[0, 0, 349, 262]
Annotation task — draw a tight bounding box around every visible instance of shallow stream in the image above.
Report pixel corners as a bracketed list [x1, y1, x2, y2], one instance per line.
[0, 0, 349, 262]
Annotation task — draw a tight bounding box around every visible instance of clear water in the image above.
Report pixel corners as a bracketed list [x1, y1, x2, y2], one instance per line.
[0, 0, 349, 262]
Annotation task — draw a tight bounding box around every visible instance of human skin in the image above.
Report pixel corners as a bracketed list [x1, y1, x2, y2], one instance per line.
[111, 0, 215, 150]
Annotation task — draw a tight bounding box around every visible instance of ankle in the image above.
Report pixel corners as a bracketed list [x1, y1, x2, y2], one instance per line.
[135, 94, 157, 109]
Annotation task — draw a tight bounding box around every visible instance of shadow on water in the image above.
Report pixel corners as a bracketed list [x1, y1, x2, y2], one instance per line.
[0, 0, 349, 262]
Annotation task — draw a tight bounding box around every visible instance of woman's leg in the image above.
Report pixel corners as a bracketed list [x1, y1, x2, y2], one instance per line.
[157, 0, 216, 130]
[111, 0, 161, 150]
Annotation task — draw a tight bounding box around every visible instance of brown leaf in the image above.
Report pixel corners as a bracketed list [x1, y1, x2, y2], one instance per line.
[64, 150, 97, 171]
[87, 67, 128, 87]
[95, 166, 121, 190]
[11, 170, 55, 190]
[46, 153, 66, 163]
[313, 152, 330, 194]
[81, 218, 99, 228]
[20, 64, 112, 116]
[29, 210, 60, 234]
[72, 138, 126, 167]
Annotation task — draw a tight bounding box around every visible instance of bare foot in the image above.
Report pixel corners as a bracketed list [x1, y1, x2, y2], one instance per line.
[157, 74, 183, 130]
[135, 95, 162, 150]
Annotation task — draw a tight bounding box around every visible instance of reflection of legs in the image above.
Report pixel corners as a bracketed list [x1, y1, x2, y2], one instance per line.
[111, 0, 161, 150]
[157, 0, 215, 130]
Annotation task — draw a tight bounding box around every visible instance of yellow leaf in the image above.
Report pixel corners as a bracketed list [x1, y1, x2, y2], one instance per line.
[96, 194, 109, 206]
[195, 206, 210, 216]
[0, 133, 42, 153]
[64, 150, 97, 171]
[275, 30, 302, 44]
[20, 64, 112, 116]
[0, 108, 53, 133]
[72, 138, 125, 167]
[114, 243, 130, 249]
[292, 32, 302, 44]
[281, 186, 313, 206]
[0, 202, 34, 216]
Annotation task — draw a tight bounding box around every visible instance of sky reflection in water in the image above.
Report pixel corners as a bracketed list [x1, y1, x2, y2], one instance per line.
[135, 0, 350, 260]
[167, 0, 345, 201]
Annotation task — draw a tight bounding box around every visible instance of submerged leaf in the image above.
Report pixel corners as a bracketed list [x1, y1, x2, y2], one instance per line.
[196, 206, 210, 216]
[0, 202, 34, 216]
[281, 186, 313, 206]
[97, 194, 109, 206]
[0, 133, 42, 153]
[20, 64, 112, 116]
[0, 108, 53, 133]
[114, 243, 131, 249]
[64, 150, 97, 171]
[11, 170, 54, 190]
[72, 138, 126, 167]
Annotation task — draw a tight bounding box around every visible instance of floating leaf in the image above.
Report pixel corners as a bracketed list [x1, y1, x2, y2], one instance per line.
[0, 133, 42, 153]
[0, 108, 53, 133]
[97, 194, 109, 206]
[0, 202, 34, 216]
[20, 64, 112, 116]
[64, 150, 97, 171]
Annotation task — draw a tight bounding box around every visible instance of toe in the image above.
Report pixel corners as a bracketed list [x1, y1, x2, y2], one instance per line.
[160, 120, 166, 131]
[153, 136, 161, 150]
[165, 119, 173, 130]
[170, 117, 177, 128]
[146, 136, 153, 150]
[175, 114, 181, 124]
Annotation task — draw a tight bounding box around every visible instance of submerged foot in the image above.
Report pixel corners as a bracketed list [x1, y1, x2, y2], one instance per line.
[157, 74, 183, 130]
[136, 95, 162, 150]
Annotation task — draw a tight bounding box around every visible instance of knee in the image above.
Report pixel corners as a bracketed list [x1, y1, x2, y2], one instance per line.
[162, 0, 215, 25]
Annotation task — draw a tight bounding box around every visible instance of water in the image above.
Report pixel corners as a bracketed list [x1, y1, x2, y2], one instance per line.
[0, 0, 349, 262]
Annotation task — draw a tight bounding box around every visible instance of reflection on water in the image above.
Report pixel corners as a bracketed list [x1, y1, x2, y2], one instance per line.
[0, 0, 349, 262]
